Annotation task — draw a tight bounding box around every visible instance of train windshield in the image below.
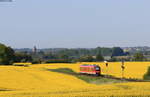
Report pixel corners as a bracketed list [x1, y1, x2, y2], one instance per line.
[95, 67, 100, 70]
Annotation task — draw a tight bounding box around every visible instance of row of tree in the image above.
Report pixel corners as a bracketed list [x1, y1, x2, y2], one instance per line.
[0, 43, 146, 65]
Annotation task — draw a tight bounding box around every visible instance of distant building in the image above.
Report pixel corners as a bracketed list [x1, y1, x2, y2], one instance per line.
[33, 46, 37, 54]
[104, 56, 111, 60]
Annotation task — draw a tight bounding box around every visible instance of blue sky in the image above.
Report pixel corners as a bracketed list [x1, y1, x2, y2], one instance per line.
[0, 0, 150, 48]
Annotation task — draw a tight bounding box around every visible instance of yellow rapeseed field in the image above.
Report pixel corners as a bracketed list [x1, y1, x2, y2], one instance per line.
[82, 62, 150, 79]
[40, 62, 150, 79]
[0, 62, 150, 97]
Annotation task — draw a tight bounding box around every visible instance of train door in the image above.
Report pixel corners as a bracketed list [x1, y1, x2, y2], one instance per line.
[95, 66, 101, 76]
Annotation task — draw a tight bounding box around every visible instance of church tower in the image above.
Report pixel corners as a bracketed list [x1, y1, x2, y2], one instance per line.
[33, 46, 37, 54]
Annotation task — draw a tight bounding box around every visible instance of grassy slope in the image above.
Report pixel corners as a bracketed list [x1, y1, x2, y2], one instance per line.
[47, 68, 126, 84]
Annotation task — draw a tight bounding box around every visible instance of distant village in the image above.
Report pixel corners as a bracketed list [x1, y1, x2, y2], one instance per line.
[13, 46, 150, 63]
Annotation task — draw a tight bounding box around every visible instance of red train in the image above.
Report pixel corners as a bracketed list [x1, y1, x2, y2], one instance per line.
[80, 64, 101, 76]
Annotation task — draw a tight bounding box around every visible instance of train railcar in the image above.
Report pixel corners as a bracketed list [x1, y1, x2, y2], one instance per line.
[80, 64, 101, 76]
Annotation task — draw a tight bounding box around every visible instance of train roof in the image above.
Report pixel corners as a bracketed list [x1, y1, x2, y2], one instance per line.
[80, 64, 99, 67]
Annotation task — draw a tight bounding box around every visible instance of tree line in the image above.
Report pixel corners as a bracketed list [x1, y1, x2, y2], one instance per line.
[0, 43, 146, 65]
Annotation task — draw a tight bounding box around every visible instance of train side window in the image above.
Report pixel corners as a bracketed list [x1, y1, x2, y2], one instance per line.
[91, 68, 94, 71]
[89, 67, 91, 71]
[80, 67, 83, 71]
[89, 67, 92, 71]
[87, 67, 89, 71]
[86, 67, 87, 71]
[84, 67, 86, 71]
[82, 67, 84, 71]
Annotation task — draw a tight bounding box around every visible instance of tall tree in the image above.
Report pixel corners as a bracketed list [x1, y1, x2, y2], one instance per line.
[59, 54, 69, 60]
[133, 52, 145, 61]
[0, 43, 15, 65]
[79, 55, 94, 62]
[111, 47, 125, 57]
[96, 50, 104, 61]
[14, 52, 32, 62]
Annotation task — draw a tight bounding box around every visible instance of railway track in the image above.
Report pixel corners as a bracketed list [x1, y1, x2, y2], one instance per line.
[79, 73, 150, 82]
[99, 75, 149, 82]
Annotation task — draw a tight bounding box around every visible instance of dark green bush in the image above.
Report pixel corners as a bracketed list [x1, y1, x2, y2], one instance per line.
[143, 66, 150, 80]
[45, 59, 71, 63]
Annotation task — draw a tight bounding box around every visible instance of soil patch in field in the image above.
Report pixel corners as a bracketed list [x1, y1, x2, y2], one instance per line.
[0, 88, 13, 92]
